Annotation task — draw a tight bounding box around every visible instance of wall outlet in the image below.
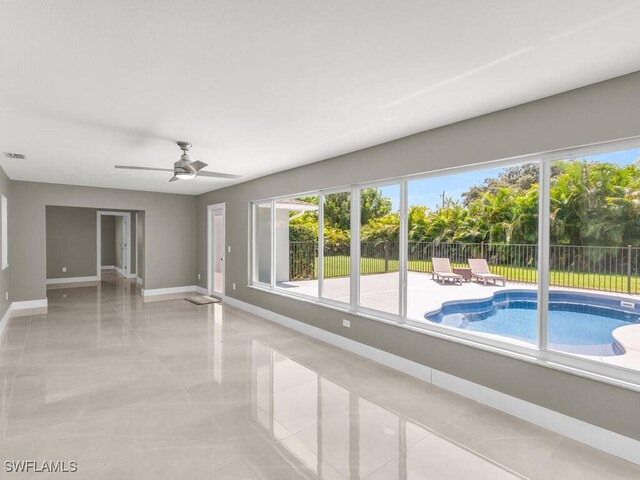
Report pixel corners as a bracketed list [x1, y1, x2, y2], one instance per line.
[227, 245, 231, 253]
[62, 266, 67, 273]
[342, 319, 351, 328]
[198, 273, 201, 280]
[232, 282, 236, 290]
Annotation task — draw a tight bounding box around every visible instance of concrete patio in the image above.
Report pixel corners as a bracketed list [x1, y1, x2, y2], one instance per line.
[278, 271, 532, 320]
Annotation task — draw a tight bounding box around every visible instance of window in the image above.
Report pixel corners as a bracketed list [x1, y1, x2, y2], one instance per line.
[359, 185, 400, 315]
[545, 148, 640, 372]
[407, 163, 540, 350]
[275, 196, 319, 297]
[253, 202, 272, 284]
[322, 191, 352, 304]
[1, 195, 7, 270]
[250, 140, 640, 385]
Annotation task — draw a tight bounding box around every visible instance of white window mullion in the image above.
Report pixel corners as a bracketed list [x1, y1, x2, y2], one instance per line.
[251, 203, 257, 284]
[318, 194, 325, 298]
[350, 186, 360, 311]
[399, 181, 408, 320]
[537, 159, 551, 351]
[270, 199, 276, 288]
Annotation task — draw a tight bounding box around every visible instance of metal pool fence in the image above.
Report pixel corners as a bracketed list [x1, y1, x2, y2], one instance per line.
[288, 241, 640, 294]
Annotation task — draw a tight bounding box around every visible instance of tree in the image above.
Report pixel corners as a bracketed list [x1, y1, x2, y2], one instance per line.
[323, 192, 351, 231]
[360, 188, 392, 226]
[463, 164, 541, 205]
[360, 213, 399, 242]
[322, 188, 392, 230]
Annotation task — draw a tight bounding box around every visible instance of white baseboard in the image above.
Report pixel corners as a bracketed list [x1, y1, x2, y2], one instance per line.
[0, 298, 49, 341]
[141, 285, 199, 297]
[101, 267, 137, 280]
[12, 299, 48, 310]
[222, 295, 640, 466]
[195, 286, 209, 296]
[46, 276, 99, 285]
[431, 370, 640, 466]
[0, 304, 11, 341]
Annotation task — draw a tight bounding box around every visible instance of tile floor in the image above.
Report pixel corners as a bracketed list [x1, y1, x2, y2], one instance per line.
[0, 272, 638, 479]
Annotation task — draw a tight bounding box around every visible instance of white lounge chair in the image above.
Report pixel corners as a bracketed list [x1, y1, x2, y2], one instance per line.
[431, 258, 463, 285]
[468, 258, 506, 286]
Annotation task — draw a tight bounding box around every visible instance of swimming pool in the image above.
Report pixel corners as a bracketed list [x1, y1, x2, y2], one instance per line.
[425, 290, 640, 356]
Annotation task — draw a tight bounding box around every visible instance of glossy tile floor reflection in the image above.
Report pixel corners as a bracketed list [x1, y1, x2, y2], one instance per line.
[0, 273, 639, 479]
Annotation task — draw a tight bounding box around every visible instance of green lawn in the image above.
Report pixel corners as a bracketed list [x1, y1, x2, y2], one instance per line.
[313, 256, 640, 294]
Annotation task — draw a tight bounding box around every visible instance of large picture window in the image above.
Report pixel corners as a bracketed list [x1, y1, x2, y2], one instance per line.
[253, 202, 272, 285]
[275, 196, 319, 297]
[250, 141, 640, 385]
[359, 185, 400, 315]
[407, 163, 540, 349]
[322, 191, 352, 304]
[545, 149, 640, 370]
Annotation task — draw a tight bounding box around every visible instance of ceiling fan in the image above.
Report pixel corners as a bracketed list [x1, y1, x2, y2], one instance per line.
[115, 142, 241, 182]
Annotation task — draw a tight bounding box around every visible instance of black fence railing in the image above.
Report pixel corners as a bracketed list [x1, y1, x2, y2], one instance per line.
[288, 241, 640, 294]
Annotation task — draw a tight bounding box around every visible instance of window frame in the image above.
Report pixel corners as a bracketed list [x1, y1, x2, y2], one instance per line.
[1, 194, 8, 270]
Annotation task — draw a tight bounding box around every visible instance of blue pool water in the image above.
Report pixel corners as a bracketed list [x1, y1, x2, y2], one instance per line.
[425, 291, 640, 356]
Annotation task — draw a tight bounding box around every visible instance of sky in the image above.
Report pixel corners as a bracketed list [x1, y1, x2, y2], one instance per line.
[379, 147, 640, 212]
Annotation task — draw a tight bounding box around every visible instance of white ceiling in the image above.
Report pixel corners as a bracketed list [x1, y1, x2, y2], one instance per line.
[1, 1, 640, 195]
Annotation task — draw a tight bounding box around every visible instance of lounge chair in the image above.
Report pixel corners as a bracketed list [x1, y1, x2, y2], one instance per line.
[431, 258, 463, 285]
[468, 258, 506, 286]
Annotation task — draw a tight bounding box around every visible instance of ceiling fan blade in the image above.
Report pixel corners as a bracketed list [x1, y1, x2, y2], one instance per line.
[188, 160, 207, 172]
[169, 176, 179, 182]
[197, 171, 242, 179]
[115, 165, 174, 172]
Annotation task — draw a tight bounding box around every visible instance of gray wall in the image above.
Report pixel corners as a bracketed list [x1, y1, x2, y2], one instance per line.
[11, 182, 195, 299]
[101, 215, 116, 266]
[114, 216, 123, 269]
[0, 166, 10, 319]
[195, 71, 640, 441]
[46, 206, 97, 279]
[46, 207, 138, 279]
[136, 211, 145, 284]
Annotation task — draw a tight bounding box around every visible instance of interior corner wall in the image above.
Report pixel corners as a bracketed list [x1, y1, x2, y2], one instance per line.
[101, 215, 116, 266]
[0, 165, 10, 320]
[10, 183, 196, 300]
[194, 70, 640, 441]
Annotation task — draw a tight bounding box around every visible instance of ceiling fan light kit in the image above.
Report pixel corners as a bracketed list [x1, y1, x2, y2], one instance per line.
[114, 141, 241, 183]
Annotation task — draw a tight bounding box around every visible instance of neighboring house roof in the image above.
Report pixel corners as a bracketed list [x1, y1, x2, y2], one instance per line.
[274, 198, 318, 211]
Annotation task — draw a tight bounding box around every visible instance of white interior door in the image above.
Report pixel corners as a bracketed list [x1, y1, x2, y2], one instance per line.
[209, 205, 225, 296]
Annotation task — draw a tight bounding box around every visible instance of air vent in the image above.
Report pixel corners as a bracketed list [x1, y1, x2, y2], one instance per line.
[3, 152, 26, 159]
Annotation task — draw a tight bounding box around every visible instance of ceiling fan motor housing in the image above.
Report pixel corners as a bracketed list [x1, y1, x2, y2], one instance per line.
[175, 152, 195, 174]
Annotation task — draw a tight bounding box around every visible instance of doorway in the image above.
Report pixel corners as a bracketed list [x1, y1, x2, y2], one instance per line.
[208, 203, 225, 297]
[97, 211, 132, 278]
